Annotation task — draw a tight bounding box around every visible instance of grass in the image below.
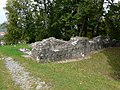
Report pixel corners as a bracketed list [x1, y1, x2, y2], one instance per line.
[0, 44, 120, 90]
[0, 55, 20, 90]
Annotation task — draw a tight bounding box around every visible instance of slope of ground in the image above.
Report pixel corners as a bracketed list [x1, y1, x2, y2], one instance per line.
[0, 44, 120, 90]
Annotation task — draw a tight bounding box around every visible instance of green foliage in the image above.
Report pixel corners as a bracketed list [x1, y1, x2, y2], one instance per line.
[5, 0, 120, 44]
[0, 22, 7, 32]
[105, 2, 120, 40]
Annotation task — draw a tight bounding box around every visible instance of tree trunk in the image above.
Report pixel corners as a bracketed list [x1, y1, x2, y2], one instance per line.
[43, 0, 48, 30]
[79, 17, 87, 37]
[93, 0, 104, 37]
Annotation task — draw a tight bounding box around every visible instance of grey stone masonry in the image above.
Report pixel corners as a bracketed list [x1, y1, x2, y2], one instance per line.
[31, 36, 120, 63]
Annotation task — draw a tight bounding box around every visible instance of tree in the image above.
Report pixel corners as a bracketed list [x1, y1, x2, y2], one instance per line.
[5, 0, 36, 43]
[0, 22, 7, 32]
[5, 0, 21, 44]
[5, 0, 120, 44]
[105, 1, 120, 40]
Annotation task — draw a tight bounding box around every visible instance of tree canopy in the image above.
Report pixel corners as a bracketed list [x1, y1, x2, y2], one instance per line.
[0, 22, 7, 32]
[5, 0, 120, 44]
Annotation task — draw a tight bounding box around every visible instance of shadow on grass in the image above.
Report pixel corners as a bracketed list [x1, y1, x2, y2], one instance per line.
[103, 47, 120, 81]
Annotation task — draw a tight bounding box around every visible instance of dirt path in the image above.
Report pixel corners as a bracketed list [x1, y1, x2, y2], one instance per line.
[4, 57, 50, 90]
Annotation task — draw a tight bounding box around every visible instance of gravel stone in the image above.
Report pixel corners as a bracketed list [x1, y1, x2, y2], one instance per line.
[4, 57, 50, 90]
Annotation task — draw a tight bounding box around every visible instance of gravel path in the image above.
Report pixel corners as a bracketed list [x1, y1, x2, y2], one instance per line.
[4, 57, 50, 90]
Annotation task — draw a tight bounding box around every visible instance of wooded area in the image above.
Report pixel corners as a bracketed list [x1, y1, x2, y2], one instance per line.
[4, 0, 120, 44]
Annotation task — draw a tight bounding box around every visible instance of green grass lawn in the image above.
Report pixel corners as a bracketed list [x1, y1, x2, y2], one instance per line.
[0, 45, 120, 90]
[0, 55, 20, 90]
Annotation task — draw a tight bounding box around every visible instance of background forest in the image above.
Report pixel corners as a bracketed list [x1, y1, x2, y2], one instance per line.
[3, 0, 120, 44]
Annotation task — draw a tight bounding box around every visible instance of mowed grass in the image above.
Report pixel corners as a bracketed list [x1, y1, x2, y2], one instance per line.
[0, 55, 20, 90]
[0, 45, 120, 90]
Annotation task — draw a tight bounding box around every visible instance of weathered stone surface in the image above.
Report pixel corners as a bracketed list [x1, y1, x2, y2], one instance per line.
[30, 36, 120, 63]
[89, 36, 104, 51]
[19, 48, 32, 56]
[4, 57, 50, 90]
[31, 37, 89, 62]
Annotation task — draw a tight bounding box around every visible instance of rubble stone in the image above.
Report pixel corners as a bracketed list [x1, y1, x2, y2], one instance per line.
[30, 36, 120, 63]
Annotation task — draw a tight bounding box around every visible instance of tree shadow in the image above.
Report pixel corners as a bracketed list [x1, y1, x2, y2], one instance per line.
[103, 47, 120, 81]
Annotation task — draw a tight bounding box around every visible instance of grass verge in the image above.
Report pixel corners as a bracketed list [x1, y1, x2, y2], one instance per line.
[0, 55, 20, 90]
[0, 45, 120, 90]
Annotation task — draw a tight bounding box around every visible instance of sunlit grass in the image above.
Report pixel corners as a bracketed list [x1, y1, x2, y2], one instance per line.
[0, 45, 120, 90]
[0, 55, 20, 90]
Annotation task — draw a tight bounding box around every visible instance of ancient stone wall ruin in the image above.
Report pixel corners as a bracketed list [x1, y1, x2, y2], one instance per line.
[31, 36, 116, 63]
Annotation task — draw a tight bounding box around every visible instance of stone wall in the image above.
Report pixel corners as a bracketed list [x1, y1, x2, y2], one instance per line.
[31, 36, 120, 63]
